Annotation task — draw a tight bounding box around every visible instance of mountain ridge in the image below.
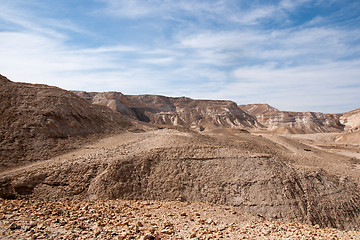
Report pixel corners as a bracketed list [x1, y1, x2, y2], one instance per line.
[74, 91, 359, 134]
[239, 103, 346, 134]
[74, 91, 262, 131]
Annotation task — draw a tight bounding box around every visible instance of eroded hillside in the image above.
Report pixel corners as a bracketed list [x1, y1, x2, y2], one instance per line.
[1, 128, 359, 230]
[74, 91, 261, 131]
[0, 75, 133, 170]
[239, 104, 344, 133]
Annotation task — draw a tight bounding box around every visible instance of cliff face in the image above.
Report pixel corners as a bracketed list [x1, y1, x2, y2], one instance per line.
[0, 76, 132, 169]
[340, 108, 360, 132]
[74, 92, 261, 131]
[239, 104, 345, 133]
[336, 108, 360, 144]
[74, 91, 359, 134]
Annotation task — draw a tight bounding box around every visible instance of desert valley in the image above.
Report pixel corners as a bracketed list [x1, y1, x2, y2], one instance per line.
[1, 74, 360, 239]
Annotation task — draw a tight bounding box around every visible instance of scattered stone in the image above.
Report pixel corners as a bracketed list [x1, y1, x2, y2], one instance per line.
[142, 233, 156, 240]
[161, 228, 175, 234]
[9, 222, 21, 230]
[0, 199, 358, 239]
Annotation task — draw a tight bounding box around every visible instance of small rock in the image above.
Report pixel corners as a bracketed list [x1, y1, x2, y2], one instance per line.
[161, 229, 175, 234]
[206, 218, 215, 225]
[189, 232, 197, 238]
[9, 222, 21, 230]
[24, 221, 37, 231]
[163, 221, 173, 228]
[142, 233, 156, 240]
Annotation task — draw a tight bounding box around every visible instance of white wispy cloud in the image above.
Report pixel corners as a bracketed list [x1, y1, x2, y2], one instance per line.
[209, 61, 360, 112]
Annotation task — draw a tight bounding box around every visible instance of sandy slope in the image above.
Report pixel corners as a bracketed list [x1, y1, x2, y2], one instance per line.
[258, 132, 360, 184]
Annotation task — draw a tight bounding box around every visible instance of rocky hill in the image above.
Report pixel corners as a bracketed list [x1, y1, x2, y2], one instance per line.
[74, 91, 261, 131]
[0, 75, 133, 170]
[1, 75, 360, 235]
[239, 104, 345, 134]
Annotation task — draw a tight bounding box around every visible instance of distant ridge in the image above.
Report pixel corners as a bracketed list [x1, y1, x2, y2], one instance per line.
[74, 91, 359, 134]
[74, 91, 262, 131]
[239, 103, 345, 134]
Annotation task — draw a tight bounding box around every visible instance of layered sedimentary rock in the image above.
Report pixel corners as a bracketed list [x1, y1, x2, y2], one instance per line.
[340, 107, 360, 132]
[239, 104, 344, 133]
[74, 92, 261, 131]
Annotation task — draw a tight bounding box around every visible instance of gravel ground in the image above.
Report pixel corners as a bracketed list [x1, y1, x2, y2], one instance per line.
[1, 199, 359, 239]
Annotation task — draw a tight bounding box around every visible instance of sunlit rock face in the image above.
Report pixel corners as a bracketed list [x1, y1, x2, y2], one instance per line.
[74, 92, 261, 131]
[239, 104, 345, 134]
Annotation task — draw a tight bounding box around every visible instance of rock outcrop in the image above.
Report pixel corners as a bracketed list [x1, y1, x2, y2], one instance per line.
[239, 104, 345, 133]
[340, 107, 360, 132]
[74, 91, 261, 131]
[77, 93, 358, 134]
[0, 75, 132, 170]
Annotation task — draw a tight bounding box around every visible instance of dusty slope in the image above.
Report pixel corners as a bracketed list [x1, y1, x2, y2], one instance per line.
[1, 199, 359, 240]
[1, 129, 359, 230]
[0, 75, 133, 170]
[337, 131, 360, 144]
[239, 104, 344, 133]
[74, 91, 260, 131]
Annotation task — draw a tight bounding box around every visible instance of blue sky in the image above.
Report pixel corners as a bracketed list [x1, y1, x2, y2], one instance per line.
[1, 0, 360, 113]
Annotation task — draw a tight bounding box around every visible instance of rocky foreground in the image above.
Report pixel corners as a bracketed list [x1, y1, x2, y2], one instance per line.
[1, 199, 359, 240]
